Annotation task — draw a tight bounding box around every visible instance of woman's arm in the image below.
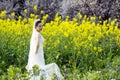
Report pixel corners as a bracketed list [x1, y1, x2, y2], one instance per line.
[35, 34, 40, 54]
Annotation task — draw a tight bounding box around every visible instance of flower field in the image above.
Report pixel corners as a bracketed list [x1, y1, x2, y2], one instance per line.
[0, 11, 120, 79]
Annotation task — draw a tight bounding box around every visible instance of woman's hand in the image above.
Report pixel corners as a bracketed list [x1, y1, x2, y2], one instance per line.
[35, 44, 39, 54]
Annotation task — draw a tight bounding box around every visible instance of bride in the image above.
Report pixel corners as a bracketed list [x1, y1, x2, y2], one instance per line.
[26, 19, 63, 80]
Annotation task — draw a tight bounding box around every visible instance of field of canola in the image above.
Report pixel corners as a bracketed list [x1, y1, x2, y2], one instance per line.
[0, 10, 120, 79]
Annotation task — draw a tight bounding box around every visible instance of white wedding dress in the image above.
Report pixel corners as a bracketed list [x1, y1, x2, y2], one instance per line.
[26, 20, 63, 80]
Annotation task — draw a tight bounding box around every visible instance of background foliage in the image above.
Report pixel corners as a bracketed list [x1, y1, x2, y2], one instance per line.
[0, 11, 120, 79]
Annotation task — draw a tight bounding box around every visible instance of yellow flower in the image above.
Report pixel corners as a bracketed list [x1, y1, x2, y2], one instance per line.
[24, 9, 27, 14]
[64, 32, 69, 37]
[11, 12, 15, 17]
[40, 10, 44, 14]
[93, 46, 97, 51]
[30, 13, 35, 17]
[78, 12, 82, 19]
[65, 16, 69, 21]
[0, 10, 6, 17]
[98, 47, 102, 52]
[64, 46, 67, 49]
[33, 5, 37, 11]
[88, 36, 92, 41]
[90, 16, 96, 20]
[18, 16, 22, 19]
[89, 43, 93, 47]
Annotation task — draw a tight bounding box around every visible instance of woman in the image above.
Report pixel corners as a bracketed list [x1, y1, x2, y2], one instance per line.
[26, 19, 63, 80]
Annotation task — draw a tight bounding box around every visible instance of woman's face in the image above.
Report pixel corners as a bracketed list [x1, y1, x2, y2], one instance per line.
[36, 23, 43, 32]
